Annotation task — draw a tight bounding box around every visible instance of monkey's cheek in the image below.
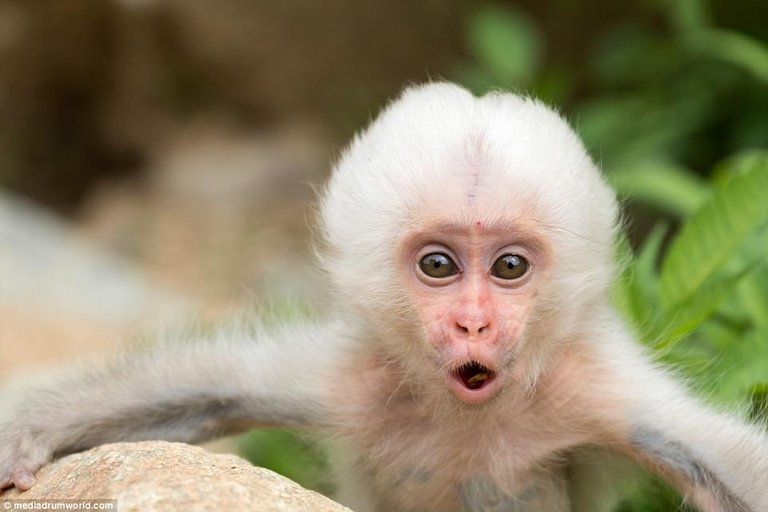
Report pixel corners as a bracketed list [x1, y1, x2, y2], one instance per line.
[446, 373, 504, 405]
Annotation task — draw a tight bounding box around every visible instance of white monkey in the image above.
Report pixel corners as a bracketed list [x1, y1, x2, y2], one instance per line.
[1, 83, 766, 512]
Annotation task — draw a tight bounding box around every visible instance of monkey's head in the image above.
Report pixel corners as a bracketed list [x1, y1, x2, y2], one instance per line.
[320, 83, 619, 404]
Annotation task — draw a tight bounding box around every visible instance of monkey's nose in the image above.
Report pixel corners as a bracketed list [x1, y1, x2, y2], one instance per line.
[453, 320, 492, 339]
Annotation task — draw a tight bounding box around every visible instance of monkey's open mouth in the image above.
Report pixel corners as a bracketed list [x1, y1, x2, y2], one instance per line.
[454, 361, 496, 390]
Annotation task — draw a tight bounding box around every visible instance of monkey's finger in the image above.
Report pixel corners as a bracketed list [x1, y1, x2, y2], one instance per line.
[0, 475, 12, 489]
[11, 468, 36, 490]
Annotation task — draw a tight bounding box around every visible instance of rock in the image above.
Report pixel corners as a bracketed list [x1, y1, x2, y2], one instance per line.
[0, 190, 188, 389]
[0, 441, 351, 512]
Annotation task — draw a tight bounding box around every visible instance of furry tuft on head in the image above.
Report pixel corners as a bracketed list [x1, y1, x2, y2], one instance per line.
[319, 82, 619, 336]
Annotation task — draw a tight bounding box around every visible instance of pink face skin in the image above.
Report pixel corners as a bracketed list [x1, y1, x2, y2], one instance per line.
[400, 219, 548, 405]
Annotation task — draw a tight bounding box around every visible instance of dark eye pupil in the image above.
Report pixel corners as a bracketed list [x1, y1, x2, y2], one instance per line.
[492, 254, 529, 280]
[419, 253, 457, 278]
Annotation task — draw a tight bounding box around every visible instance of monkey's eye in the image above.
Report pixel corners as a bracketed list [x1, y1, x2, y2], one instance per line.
[491, 254, 529, 280]
[418, 253, 458, 279]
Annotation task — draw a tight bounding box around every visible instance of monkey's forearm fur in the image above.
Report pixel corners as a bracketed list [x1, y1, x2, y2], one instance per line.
[0, 321, 338, 487]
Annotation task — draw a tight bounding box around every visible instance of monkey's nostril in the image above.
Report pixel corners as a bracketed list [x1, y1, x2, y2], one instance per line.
[455, 322, 490, 337]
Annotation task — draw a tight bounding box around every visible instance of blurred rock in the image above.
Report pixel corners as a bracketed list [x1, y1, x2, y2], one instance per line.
[0, 190, 188, 386]
[0, 441, 351, 512]
[78, 124, 329, 310]
[0, 0, 463, 213]
[0, 123, 328, 389]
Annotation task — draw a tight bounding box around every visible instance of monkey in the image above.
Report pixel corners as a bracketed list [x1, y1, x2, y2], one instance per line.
[1, 82, 767, 512]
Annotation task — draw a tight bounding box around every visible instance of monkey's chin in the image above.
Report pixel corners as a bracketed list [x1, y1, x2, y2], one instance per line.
[447, 361, 503, 405]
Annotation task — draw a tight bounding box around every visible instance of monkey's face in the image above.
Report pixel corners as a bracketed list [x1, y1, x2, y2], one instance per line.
[398, 218, 549, 405]
[320, 82, 620, 404]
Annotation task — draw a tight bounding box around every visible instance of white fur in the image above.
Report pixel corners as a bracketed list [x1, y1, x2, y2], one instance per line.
[321, 83, 617, 342]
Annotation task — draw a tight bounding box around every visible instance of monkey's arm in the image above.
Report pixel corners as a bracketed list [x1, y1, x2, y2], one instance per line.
[0, 320, 343, 490]
[592, 327, 768, 512]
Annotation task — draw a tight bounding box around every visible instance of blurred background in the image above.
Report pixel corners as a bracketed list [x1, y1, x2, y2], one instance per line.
[0, 0, 766, 509]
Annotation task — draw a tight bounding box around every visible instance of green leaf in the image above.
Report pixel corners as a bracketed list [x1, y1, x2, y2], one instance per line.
[609, 162, 710, 217]
[712, 326, 768, 402]
[749, 383, 768, 426]
[454, 62, 505, 96]
[615, 225, 666, 341]
[659, 154, 768, 312]
[735, 260, 768, 329]
[657, 261, 758, 347]
[576, 93, 711, 169]
[687, 29, 768, 84]
[239, 429, 329, 492]
[713, 150, 768, 182]
[590, 26, 679, 87]
[466, 5, 542, 85]
[669, 0, 709, 32]
[614, 234, 638, 325]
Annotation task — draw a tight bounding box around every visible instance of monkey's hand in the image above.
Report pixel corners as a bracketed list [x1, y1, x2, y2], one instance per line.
[0, 422, 53, 490]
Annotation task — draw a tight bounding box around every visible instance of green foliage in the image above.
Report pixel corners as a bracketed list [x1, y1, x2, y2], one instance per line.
[658, 156, 768, 332]
[459, 1, 768, 510]
[239, 429, 332, 494]
[749, 382, 768, 425]
[615, 475, 696, 512]
[617, 153, 768, 349]
[608, 162, 709, 217]
[687, 28, 768, 84]
[463, 4, 542, 90]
